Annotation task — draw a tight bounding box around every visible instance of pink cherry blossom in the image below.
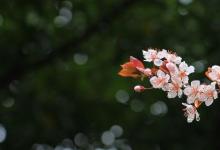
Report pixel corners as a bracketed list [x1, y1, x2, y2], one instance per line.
[207, 65, 220, 83]
[142, 49, 165, 66]
[198, 82, 218, 106]
[184, 80, 200, 104]
[150, 70, 170, 89]
[166, 61, 194, 84]
[182, 103, 200, 123]
[157, 49, 168, 58]
[164, 77, 183, 98]
[165, 53, 182, 64]
[178, 61, 195, 84]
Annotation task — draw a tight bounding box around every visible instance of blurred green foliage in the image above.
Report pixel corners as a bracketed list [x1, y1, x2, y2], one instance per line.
[0, 0, 220, 149]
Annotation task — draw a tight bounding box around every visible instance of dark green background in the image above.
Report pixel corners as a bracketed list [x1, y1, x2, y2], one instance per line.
[0, 0, 220, 149]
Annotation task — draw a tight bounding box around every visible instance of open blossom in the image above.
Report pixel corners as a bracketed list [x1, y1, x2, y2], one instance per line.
[164, 77, 183, 98]
[142, 49, 167, 66]
[182, 103, 200, 123]
[198, 82, 218, 106]
[150, 70, 170, 89]
[166, 61, 194, 84]
[206, 65, 220, 84]
[165, 53, 182, 65]
[184, 80, 201, 104]
[178, 61, 195, 84]
[118, 56, 145, 78]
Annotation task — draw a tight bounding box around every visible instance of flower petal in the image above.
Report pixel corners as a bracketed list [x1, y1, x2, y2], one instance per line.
[157, 70, 165, 77]
[184, 87, 192, 96]
[167, 91, 177, 98]
[179, 61, 188, 71]
[166, 62, 178, 74]
[154, 59, 163, 66]
[186, 66, 195, 74]
[191, 80, 200, 87]
[205, 99, 214, 106]
[187, 96, 195, 104]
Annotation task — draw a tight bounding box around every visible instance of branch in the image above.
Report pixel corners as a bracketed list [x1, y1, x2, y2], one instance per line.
[0, 0, 142, 90]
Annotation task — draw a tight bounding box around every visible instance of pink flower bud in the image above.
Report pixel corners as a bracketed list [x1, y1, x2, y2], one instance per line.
[143, 68, 152, 76]
[136, 67, 152, 76]
[134, 85, 146, 92]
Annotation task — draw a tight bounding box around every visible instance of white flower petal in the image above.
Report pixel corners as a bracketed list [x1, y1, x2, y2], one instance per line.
[187, 114, 195, 123]
[162, 83, 169, 91]
[186, 66, 195, 74]
[148, 49, 156, 53]
[195, 111, 200, 121]
[150, 76, 157, 88]
[205, 99, 214, 106]
[191, 80, 200, 87]
[179, 61, 188, 71]
[198, 93, 207, 102]
[154, 59, 163, 66]
[208, 72, 218, 81]
[182, 76, 189, 84]
[182, 103, 189, 107]
[187, 96, 195, 104]
[167, 91, 177, 98]
[157, 49, 168, 59]
[213, 65, 220, 72]
[142, 50, 152, 62]
[184, 87, 192, 96]
[175, 56, 182, 64]
[211, 82, 216, 88]
[213, 91, 218, 99]
[157, 70, 165, 77]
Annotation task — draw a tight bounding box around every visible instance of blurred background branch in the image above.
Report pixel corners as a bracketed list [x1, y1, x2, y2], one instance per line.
[0, 0, 141, 90]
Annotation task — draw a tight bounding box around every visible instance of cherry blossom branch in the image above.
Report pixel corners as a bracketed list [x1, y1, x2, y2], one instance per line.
[119, 48, 220, 123]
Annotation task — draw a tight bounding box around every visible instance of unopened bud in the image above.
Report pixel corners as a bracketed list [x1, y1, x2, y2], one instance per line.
[143, 68, 152, 76]
[134, 85, 146, 92]
[136, 67, 152, 76]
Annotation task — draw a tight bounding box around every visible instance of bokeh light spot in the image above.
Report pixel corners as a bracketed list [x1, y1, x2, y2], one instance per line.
[110, 125, 123, 138]
[0, 124, 7, 143]
[54, 16, 69, 27]
[115, 90, 129, 104]
[74, 133, 89, 147]
[150, 101, 168, 116]
[101, 131, 115, 146]
[73, 53, 88, 65]
[179, 0, 193, 5]
[60, 7, 72, 21]
[2, 98, 15, 108]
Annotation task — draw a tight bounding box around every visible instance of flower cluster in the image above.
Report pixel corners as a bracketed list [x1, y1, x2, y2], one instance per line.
[118, 48, 220, 123]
